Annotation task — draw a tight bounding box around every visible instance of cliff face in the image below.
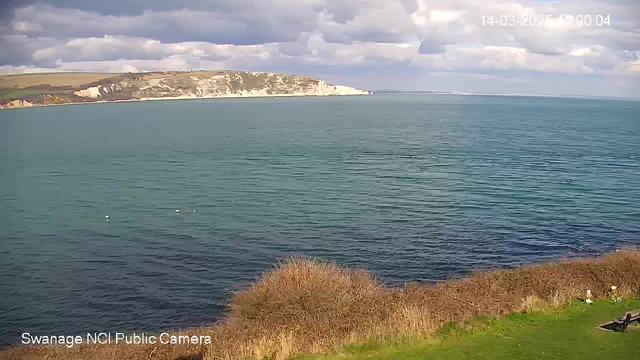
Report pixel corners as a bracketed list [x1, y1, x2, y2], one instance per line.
[1, 99, 35, 109]
[0, 71, 368, 109]
[73, 72, 368, 100]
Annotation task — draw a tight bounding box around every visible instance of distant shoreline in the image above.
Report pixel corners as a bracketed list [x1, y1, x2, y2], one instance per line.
[0, 70, 370, 110]
[5, 91, 639, 111]
[374, 90, 640, 101]
[0, 92, 371, 110]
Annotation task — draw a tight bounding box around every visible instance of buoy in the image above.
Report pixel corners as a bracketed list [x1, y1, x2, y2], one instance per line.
[193, 210, 196, 213]
[176, 209, 180, 214]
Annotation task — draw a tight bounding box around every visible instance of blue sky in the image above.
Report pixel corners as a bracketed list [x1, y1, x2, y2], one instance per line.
[0, 0, 639, 98]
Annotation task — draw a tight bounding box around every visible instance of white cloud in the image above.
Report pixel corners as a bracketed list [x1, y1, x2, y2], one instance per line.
[429, 10, 461, 24]
[0, 0, 639, 97]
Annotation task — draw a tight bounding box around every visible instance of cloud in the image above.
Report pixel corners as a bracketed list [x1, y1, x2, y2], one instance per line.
[418, 39, 445, 54]
[30, 36, 233, 67]
[0, 34, 59, 66]
[8, 4, 313, 45]
[579, 46, 639, 71]
[0, 0, 32, 22]
[0, 0, 639, 98]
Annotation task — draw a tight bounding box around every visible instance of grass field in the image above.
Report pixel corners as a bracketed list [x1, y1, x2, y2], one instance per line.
[0, 72, 120, 89]
[0, 88, 73, 101]
[301, 300, 640, 360]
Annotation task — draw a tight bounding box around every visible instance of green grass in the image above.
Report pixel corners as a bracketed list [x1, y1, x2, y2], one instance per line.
[0, 72, 120, 89]
[0, 88, 73, 100]
[301, 300, 640, 360]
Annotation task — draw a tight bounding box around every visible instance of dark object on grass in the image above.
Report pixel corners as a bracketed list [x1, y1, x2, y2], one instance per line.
[600, 310, 640, 332]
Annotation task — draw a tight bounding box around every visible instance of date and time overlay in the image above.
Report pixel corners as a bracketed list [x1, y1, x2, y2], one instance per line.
[481, 14, 611, 27]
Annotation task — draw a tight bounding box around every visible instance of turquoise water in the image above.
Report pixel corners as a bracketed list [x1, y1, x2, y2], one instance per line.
[1, 94, 639, 345]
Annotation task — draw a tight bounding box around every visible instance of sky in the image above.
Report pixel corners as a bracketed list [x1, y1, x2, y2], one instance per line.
[1, 0, 639, 98]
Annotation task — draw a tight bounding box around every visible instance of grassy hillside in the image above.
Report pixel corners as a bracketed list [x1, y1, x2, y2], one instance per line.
[0, 72, 121, 102]
[0, 71, 336, 107]
[301, 299, 640, 360]
[2, 250, 639, 360]
[0, 72, 120, 89]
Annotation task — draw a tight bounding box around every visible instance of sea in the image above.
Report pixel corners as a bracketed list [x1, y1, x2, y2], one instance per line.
[1, 94, 639, 346]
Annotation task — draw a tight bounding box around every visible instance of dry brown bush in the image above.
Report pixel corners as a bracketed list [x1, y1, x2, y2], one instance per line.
[3, 249, 639, 360]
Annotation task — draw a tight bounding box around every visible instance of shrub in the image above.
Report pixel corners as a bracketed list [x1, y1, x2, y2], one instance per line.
[4, 250, 640, 360]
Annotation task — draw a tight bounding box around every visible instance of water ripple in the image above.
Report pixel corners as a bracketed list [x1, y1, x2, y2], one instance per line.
[1, 95, 639, 346]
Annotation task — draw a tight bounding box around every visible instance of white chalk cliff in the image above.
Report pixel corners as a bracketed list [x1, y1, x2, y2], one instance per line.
[73, 71, 369, 100]
[0, 71, 369, 109]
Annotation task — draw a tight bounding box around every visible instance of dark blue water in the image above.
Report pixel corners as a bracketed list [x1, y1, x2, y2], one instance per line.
[1, 94, 639, 345]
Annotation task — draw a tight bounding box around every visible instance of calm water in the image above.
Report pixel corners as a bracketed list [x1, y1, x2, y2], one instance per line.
[1, 95, 639, 345]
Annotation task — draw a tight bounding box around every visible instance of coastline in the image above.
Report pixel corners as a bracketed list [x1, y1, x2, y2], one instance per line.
[0, 92, 371, 110]
[0, 70, 370, 110]
[3, 250, 639, 359]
